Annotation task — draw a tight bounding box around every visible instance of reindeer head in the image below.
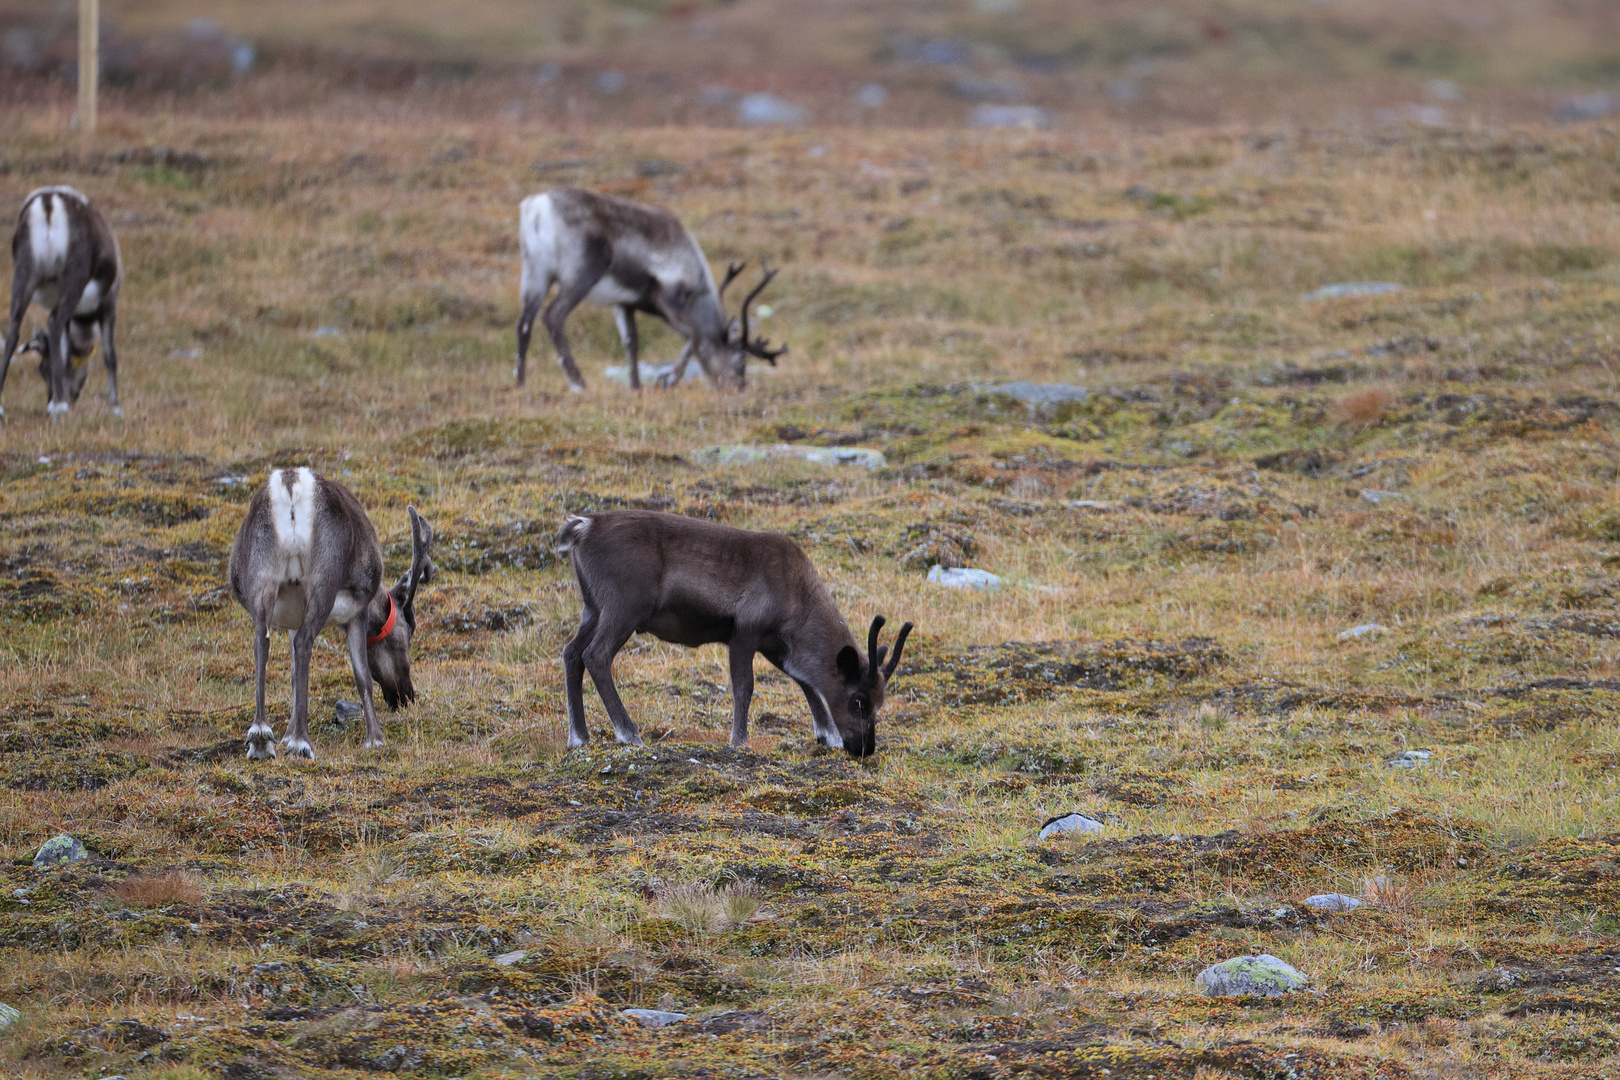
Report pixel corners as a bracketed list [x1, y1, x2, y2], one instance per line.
[370, 506, 436, 710]
[20, 325, 102, 403]
[831, 615, 914, 758]
[711, 260, 788, 389]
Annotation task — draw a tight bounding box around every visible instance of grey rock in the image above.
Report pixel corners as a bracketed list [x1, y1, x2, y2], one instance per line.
[333, 700, 362, 728]
[33, 834, 89, 867]
[1303, 282, 1402, 300]
[1360, 489, 1407, 505]
[927, 565, 1002, 591]
[1476, 966, 1522, 992]
[597, 71, 626, 95]
[623, 1008, 690, 1028]
[1039, 813, 1105, 840]
[983, 381, 1089, 407]
[1304, 893, 1363, 912]
[1427, 79, 1462, 103]
[0, 1002, 18, 1029]
[1195, 954, 1309, 996]
[1336, 622, 1388, 640]
[1385, 748, 1433, 768]
[602, 361, 686, 387]
[968, 105, 1050, 130]
[951, 75, 1025, 102]
[1554, 92, 1613, 123]
[313, 325, 341, 337]
[690, 444, 886, 469]
[856, 83, 889, 108]
[737, 93, 809, 127]
[493, 950, 528, 966]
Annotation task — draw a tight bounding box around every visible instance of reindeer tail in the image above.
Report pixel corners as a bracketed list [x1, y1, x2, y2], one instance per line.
[553, 514, 592, 555]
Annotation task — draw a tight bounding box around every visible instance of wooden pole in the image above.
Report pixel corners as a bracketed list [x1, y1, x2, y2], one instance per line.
[78, 0, 97, 134]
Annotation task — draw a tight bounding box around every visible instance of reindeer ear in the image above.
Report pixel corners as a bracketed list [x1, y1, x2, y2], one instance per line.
[836, 645, 863, 683]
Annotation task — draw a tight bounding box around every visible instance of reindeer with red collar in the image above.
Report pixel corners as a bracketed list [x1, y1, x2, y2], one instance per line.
[229, 468, 435, 760]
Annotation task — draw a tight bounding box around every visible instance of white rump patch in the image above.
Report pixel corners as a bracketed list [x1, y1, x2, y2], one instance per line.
[26, 193, 71, 276]
[267, 467, 318, 581]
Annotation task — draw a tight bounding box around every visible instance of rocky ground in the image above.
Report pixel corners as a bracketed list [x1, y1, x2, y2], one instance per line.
[0, 115, 1618, 1078]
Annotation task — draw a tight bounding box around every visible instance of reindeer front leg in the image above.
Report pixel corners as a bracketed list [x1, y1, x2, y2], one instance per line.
[344, 616, 386, 749]
[246, 618, 277, 759]
[0, 262, 32, 421]
[727, 635, 758, 749]
[614, 306, 641, 390]
[100, 306, 121, 415]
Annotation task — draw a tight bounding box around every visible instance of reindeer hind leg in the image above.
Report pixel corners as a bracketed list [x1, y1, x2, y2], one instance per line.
[283, 628, 316, 759]
[246, 617, 277, 760]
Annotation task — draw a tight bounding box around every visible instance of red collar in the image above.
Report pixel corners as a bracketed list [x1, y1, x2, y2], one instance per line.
[367, 593, 398, 645]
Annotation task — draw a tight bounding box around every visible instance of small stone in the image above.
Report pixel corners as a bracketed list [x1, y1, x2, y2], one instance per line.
[493, 950, 527, 966]
[1384, 748, 1432, 768]
[968, 104, 1051, 129]
[0, 1003, 18, 1029]
[622, 1008, 690, 1028]
[1304, 893, 1363, 913]
[689, 444, 886, 469]
[603, 361, 685, 387]
[1336, 622, 1388, 640]
[1303, 282, 1403, 301]
[927, 565, 1003, 591]
[333, 700, 362, 728]
[1359, 488, 1407, 505]
[33, 834, 89, 867]
[313, 325, 341, 337]
[1195, 954, 1309, 997]
[1039, 813, 1106, 840]
[1069, 500, 1115, 511]
[736, 93, 809, 126]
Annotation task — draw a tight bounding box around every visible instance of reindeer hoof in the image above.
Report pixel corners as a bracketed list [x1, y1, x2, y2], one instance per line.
[46, 401, 68, 421]
[246, 725, 277, 760]
[280, 736, 315, 759]
[109, 403, 123, 417]
[363, 736, 385, 749]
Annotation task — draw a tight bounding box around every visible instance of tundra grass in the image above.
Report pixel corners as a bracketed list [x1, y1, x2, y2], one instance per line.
[0, 112, 1618, 1078]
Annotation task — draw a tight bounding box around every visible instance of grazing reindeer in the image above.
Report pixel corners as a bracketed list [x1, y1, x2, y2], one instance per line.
[229, 468, 435, 760]
[555, 510, 912, 758]
[2, 186, 123, 421]
[516, 187, 786, 392]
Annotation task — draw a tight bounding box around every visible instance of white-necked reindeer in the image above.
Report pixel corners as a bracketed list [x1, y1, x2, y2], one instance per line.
[229, 468, 435, 760]
[516, 187, 786, 392]
[2, 186, 123, 421]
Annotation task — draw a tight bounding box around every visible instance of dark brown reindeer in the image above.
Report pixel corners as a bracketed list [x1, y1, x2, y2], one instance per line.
[516, 187, 786, 392]
[2, 186, 124, 421]
[555, 510, 913, 757]
[229, 468, 435, 760]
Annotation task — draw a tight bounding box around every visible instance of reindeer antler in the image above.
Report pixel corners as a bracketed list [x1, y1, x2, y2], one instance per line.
[867, 614, 887, 676]
[738, 260, 788, 364]
[883, 622, 914, 681]
[717, 261, 747, 297]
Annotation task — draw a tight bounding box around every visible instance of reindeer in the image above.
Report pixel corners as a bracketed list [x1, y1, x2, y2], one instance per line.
[229, 468, 435, 760]
[516, 187, 786, 392]
[554, 510, 912, 758]
[2, 186, 123, 421]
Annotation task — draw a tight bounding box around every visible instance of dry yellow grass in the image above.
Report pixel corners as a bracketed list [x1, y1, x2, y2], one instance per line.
[0, 104, 1616, 1078]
